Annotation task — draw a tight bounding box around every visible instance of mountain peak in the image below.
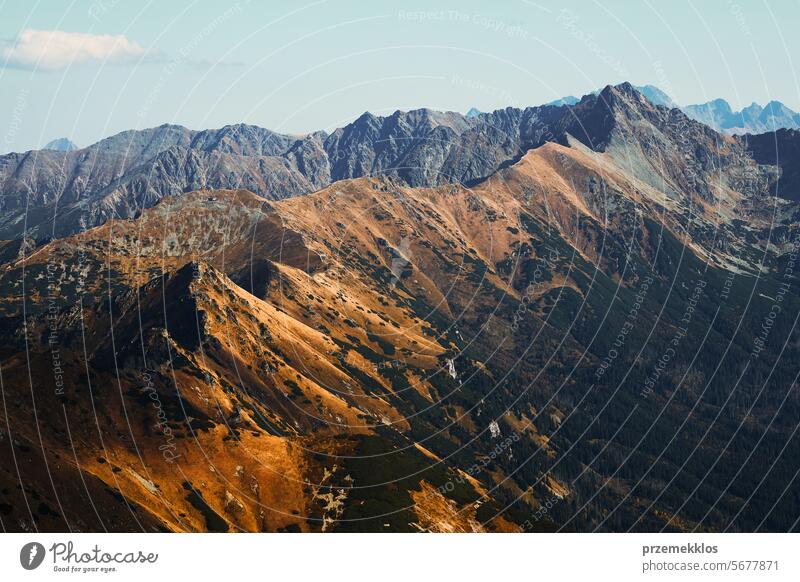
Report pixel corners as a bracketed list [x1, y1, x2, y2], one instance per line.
[546, 96, 579, 107]
[633, 85, 678, 108]
[613, 81, 638, 94]
[592, 83, 654, 115]
[355, 111, 379, 123]
[42, 137, 78, 152]
[764, 100, 793, 115]
[594, 82, 653, 110]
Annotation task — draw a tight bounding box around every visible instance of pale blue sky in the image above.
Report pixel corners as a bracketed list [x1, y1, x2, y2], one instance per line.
[1, 0, 799, 152]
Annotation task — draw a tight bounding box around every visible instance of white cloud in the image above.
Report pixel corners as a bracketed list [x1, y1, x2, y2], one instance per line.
[2, 29, 158, 70]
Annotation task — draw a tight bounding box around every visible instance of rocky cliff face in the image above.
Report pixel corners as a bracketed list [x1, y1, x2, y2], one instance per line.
[741, 129, 800, 201]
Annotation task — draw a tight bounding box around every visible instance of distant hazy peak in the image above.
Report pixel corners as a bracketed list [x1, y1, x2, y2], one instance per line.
[42, 137, 78, 152]
[684, 96, 800, 134]
[546, 95, 579, 107]
[633, 85, 678, 109]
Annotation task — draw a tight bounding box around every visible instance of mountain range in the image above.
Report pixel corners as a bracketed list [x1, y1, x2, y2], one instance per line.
[1, 83, 799, 533]
[625, 85, 800, 134]
[4, 82, 799, 245]
[684, 99, 800, 134]
[543, 85, 800, 135]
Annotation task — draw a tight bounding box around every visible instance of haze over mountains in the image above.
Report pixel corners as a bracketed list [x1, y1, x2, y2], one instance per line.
[631, 85, 800, 134]
[1, 82, 799, 533]
[684, 99, 800, 134]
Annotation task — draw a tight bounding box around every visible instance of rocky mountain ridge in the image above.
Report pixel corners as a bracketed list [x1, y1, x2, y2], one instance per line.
[2, 83, 795, 244]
